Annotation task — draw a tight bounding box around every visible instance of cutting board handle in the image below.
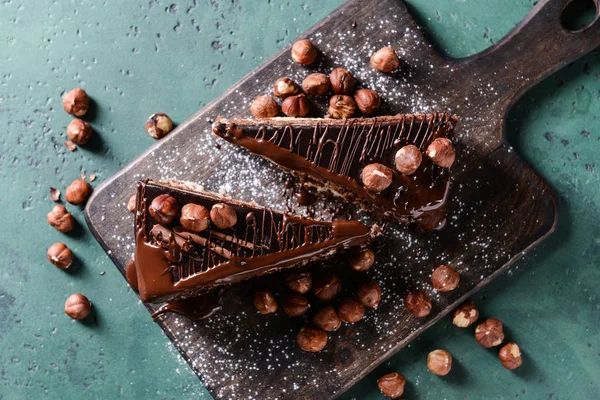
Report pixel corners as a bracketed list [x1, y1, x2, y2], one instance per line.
[456, 0, 600, 105]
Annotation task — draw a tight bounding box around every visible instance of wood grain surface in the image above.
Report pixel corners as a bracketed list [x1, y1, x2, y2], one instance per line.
[84, 0, 600, 398]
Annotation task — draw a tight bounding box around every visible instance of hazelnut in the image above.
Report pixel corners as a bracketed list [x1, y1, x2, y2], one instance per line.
[250, 96, 280, 118]
[499, 342, 523, 370]
[426, 137, 456, 168]
[354, 89, 381, 114]
[62, 88, 89, 116]
[349, 248, 375, 271]
[329, 67, 355, 94]
[328, 95, 356, 119]
[337, 298, 365, 323]
[427, 349, 452, 376]
[65, 178, 93, 205]
[475, 318, 505, 348]
[313, 273, 342, 301]
[66, 119, 93, 145]
[286, 270, 312, 294]
[361, 163, 394, 192]
[47, 243, 73, 269]
[452, 301, 479, 328]
[127, 194, 137, 213]
[394, 145, 422, 175]
[210, 203, 237, 229]
[377, 372, 405, 399]
[312, 305, 341, 331]
[281, 94, 310, 118]
[273, 77, 299, 99]
[282, 293, 310, 317]
[145, 112, 174, 139]
[291, 39, 317, 65]
[253, 290, 277, 314]
[357, 280, 382, 308]
[64, 293, 91, 320]
[370, 47, 400, 73]
[148, 194, 181, 225]
[405, 290, 432, 318]
[431, 265, 460, 292]
[47, 205, 75, 233]
[302, 73, 330, 96]
[180, 203, 210, 232]
[296, 327, 327, 352]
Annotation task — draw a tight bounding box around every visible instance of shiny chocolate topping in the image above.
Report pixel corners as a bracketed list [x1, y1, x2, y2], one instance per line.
[134, 180, 373, 303]
[212, 114, 457, 230]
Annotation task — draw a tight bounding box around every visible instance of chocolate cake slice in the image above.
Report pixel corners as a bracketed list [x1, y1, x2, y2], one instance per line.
[212, 113, 458, 231]
[133, 180, 374, 303]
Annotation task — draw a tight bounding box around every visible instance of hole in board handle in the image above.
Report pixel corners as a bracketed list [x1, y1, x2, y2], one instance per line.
[561, 0, 599, 31]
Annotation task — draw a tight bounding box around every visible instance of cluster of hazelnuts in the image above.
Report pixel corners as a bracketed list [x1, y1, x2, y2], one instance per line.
[253, 247, 380, 353]
[250, 40, 403, 121]
[376, 265, 522, 398]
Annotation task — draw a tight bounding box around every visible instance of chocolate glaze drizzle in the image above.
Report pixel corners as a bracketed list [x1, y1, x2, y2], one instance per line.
[134, 180, 373, 303]
[212, 114, 457, 230]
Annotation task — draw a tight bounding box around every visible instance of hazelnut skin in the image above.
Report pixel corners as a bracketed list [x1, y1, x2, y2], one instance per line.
[337, 298, 365, 323]
[286, 271, 312, 294]
[127, 194, 137, 213]
[302, 73, 330, 96]
[313, 273, 342, 301]
[328, 95, 356, 119]
[312, 305, 342, 332]
[47, 205, 75, 233]
[377, 372, 406, 399]
[354, 89, 381, 114]
[329, 67, 355, 94]
[282, 293, 310, 317]
[148, 194, 181, 225]
[427, 349, 452, 376]
[357, 280, 382, 308]
[426, 137, 456, 168]
[475, 318, 505, 348]
[62, 88, 89, 116]
[296, 327, 327, 352]
[405, 290, 432, 318]
[66, 119, 93, 145]
[394, 145, 422, 175]
[273, 77, 299, 99]
[452, 301, 479, 328]
[371, 47, 400, 73]
[145, 112, 174, 139]
[254, 290, 277, 314]
[47, 243, 74, 269]
[64, 293, 91, 320]
[291, 39, 317, 65]
[499, 342, 523, 370]
[180, 203, 210, 232]
[349, 248, 375, 271]
[210, 203, 238, 229]
[281, 94, 310, 118]
[431, 265, 460, 292]
[250, 96, 280, 118]
[361, 163, 394, 192]
[65, 178, 93, 205]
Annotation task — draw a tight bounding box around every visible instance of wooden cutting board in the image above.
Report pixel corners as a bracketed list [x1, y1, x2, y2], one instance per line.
[85, 0, 600, 398]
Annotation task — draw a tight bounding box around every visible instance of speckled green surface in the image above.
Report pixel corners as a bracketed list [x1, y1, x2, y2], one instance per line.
[0, 0, 598, 399]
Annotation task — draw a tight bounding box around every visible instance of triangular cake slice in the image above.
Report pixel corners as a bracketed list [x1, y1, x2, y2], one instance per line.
[212, 113, 458, 231]
[133, 180, 374, 303]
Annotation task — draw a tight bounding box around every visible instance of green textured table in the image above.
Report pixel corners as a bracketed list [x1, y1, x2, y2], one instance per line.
[0, 1, 598, 399]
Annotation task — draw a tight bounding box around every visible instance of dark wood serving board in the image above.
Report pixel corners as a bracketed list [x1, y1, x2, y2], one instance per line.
[85, 0, 600, 398]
